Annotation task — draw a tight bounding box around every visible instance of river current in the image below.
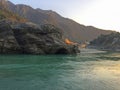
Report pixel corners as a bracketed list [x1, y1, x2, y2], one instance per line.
[0, 49, 120, 90]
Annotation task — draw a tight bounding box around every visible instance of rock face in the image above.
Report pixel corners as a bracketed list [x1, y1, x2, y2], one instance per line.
[0, 20, 80, 54]
[0, 20, 20, 54]
[90, 33, 120, 51]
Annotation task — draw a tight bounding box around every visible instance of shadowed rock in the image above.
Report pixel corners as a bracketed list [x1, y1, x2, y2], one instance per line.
[0, 20, 80, 54]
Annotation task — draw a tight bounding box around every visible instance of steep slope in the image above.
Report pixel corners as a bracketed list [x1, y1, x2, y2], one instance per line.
[2, 0, 114, 42]
[0, 0, 26, 22]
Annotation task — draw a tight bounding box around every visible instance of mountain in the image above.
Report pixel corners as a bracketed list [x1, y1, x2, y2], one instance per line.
[90, 32, 120, 51]
[0, 0, 114, 42]
[0, 2, 80, 54]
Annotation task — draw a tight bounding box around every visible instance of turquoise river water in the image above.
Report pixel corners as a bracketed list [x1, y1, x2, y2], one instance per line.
[0, 49, 120, 90]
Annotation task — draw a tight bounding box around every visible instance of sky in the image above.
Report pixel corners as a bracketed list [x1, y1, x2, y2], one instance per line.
[9, 0, 120, 32]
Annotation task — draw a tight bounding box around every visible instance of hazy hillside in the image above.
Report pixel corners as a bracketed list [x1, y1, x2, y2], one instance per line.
[1, 0, 114, 42]
[0, 0, 26, 22]
[90, 32, 120, 51]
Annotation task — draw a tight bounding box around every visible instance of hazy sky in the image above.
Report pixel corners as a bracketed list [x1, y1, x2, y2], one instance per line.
[9, 0, 120, 32]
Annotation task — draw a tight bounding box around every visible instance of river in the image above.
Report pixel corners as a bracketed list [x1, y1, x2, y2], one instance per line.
[0, 49, 120, 90]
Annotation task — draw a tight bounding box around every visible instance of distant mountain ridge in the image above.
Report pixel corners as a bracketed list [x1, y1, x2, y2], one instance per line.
[0, 0, 114, 42]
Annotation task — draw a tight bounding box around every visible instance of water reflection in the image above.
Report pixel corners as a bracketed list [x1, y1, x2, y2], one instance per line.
[93, 61, 120, 78]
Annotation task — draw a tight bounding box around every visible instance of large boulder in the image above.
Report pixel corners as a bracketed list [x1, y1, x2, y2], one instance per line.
[0, 20, 80, 54]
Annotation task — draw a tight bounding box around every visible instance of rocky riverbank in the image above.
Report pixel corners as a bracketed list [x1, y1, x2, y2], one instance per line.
[90, 33, 120, 51]
[0, 20, 80, 54]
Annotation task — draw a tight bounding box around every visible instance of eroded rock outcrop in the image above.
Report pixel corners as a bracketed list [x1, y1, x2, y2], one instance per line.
[0, 20, 20, 54]
[0, 20, 80, 54]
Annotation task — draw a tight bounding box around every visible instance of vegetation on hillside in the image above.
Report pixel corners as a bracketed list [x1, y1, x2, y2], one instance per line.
[0, 3, 27, 22]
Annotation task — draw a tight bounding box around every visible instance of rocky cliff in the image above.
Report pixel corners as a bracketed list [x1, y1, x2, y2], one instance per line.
[0, 20, 80, 54]
[90, 32, 120, 51]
